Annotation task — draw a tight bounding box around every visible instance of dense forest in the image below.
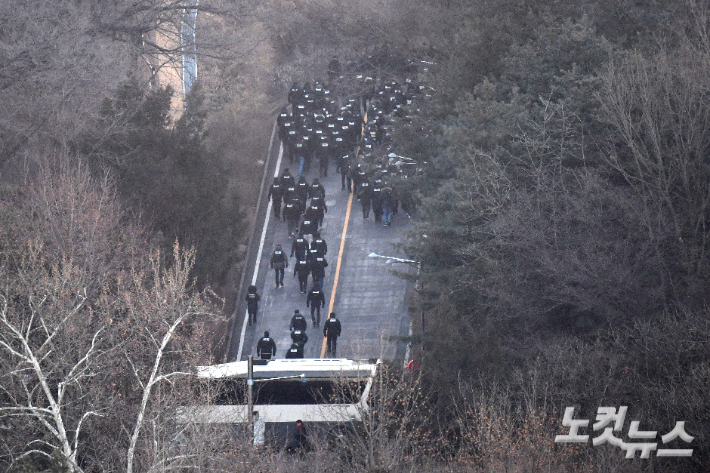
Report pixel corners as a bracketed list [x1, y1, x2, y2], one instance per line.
[1, 0, 709, 471]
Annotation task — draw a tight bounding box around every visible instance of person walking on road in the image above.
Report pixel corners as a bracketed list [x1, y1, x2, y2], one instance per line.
[309, 178, 326, 201]
[291, 233, 310, 261]
[309, 254, 328, 289]
[382, 186, 396, 226]
[310, 231, 327, 257]
[323, 312, 342, 357]
[245, 285, 261, 325]
[268, 177, 284, 219]
[290, 309, 308, 332]
[285, 342, 304, 358]
[283, 200, 301, 237]
[293, 257, 311, 293]
[358, 180, 372, 219]
[291, 328, 308, 349]
[306, 282, 326, 327]
[270, 244, 288, 288]
[257, 331, 277, 360]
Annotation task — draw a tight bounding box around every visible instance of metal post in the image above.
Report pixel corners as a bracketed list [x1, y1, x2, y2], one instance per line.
[247, 355, 254, 445]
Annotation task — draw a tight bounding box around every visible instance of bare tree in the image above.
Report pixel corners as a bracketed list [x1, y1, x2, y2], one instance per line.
[323, 362, 433, 471]
[0, 154, 218, 471]
[597, 21, 710, 300]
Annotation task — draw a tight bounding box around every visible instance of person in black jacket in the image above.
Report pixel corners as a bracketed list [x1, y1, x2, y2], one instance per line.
[285, 342, 304, 359]
[291, 329, 308, 349]
[371, 181, 383, 223]
[339, 154, 352, 191]
[296, 175, 309, 208]
[245, 285, 261, 325]
[309, 254, 328, 289]
[291, 233, 310, 261]
[323, 312, 342, 357]
[281, 168, 296, 190]
[293, 258, 311, 294]
[300, 216, 317, 239]
[257, 331, 277, 360]
[358, 179, 372, 219]
[288, 83, 301, 107]
[290, 309, 308, 332]
[305, 200, 326, 228]
[268, 177, 284, 219]
[306, 282, 326, 327]
[328, 56, 342, 81]
[309, 178, 325, 201]
[310, 231, 327, 257]
[283, 201, 301, 237]
[270, 244, 288, 288]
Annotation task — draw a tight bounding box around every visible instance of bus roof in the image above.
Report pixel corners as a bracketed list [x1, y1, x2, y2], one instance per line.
[196, 358, 379, 381]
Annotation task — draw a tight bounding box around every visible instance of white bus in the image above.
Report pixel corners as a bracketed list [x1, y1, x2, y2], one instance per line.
[175, 358, 380, 425]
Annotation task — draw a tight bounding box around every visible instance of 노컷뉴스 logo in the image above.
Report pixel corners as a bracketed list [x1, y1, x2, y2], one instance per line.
[555, 406, 693, 459]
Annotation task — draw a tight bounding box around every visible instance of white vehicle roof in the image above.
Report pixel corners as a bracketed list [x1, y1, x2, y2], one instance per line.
[180, 358, 380, 424]
[196, 357, 379, 381]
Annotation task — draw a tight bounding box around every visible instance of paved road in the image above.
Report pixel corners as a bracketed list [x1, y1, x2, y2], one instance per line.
[226, 137, 415, 363]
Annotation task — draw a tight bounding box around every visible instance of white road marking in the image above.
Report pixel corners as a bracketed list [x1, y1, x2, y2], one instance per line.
[236, 143, 283, 361]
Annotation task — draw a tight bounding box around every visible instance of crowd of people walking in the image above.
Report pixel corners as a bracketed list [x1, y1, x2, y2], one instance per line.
[249, 55, 427, 361]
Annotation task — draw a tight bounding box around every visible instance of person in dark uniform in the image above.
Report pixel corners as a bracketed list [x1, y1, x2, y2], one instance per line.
[310, 231, 327, 256]
[309, 193, 328, 215]
[245, 285, 261, 325]
[371, 181, 383, 223]
[283, 182, 298, 207]
[296, 175, 309, 209]
[290, 309, 308, 331]
[338, 154, 351, 191]
[313, 79, 326, 109]
[285, 342, 304, 359]
[256, 331, 276, 360]
[305, 202, 325, 228]
[277, 108, 290, 146]
[309, 178, 325, 201]
[270, 244, 288, 288]
[281, 168, 296, 190]
[286, 127, 299, 164]
[310, 254, 328, 289]
[323, 312, 342, 357]
[300, 216, 317, 240]
[293, 137, 308, 175]
[358, 179, 372, 218]
[352, 164, 367, 194]
[268, 177, 284, 218]
[288, 83, 301, 107]
[283, 201, 301, 237]
[291, 328, 308, 348]
[328, 56, 342, 81]
[291, 233, 310, 261]
[306, 282, 326, 327]
[382, 186, 396, 226]
[316, 135, 331, 177]
[293, 257, 311, 294]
